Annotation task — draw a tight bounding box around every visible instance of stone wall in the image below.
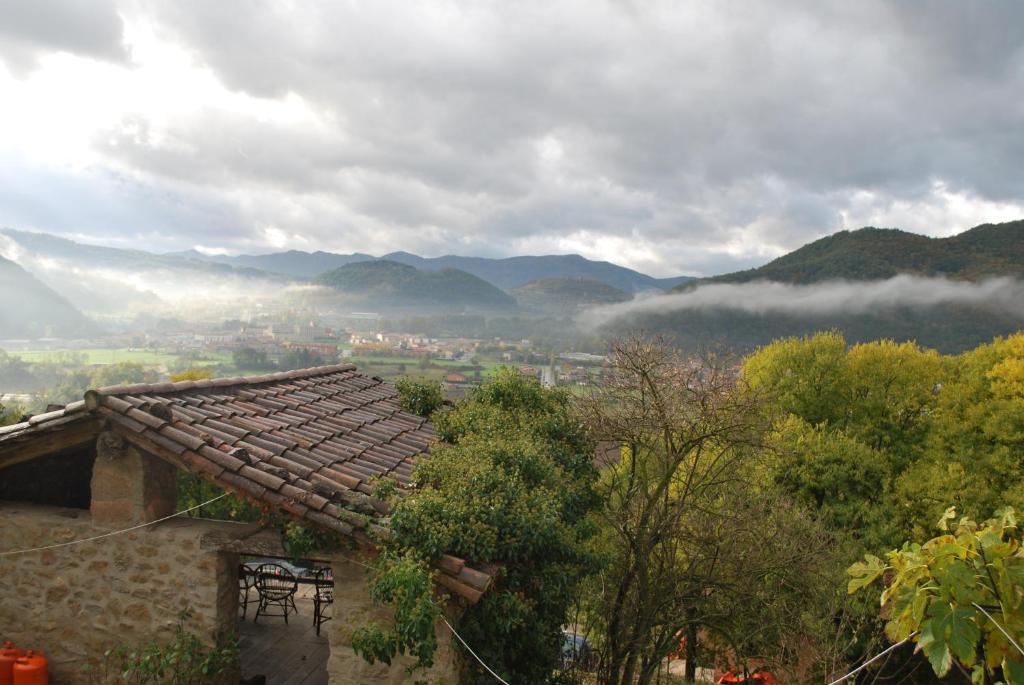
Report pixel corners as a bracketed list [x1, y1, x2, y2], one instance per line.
[326, 555, 461, 685]
[91, 431, 178, 527]
[0, 503, 237, 684]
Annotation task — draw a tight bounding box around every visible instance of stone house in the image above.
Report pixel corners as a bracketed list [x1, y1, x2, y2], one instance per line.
[0, 364, 491, 684]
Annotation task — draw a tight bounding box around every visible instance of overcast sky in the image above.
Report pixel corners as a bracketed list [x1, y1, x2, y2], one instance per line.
[1, 1, 1022, 277]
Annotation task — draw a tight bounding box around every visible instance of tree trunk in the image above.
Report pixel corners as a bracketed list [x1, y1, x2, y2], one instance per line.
[684, 618, 698, 684]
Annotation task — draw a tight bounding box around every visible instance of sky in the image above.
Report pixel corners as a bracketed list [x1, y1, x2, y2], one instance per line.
[0, 1, 1022, 278]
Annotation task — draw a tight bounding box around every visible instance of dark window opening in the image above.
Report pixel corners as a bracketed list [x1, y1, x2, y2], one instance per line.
[0, 443, 96, 509]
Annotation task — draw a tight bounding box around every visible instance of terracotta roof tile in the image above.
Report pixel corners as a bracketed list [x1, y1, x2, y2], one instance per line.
[20, 363, 497, 603]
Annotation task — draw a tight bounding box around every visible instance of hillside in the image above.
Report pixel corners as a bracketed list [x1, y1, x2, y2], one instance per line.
[186, 246, 692, 292]
[5, 228, 693, 294]
[171, 248, 375, 278]
[314, 260, 517, 310]
[383, 251, 690, 292]
[0, 256, 98, 338]
[2, 229, 291, 282]
[694, 220, 1024, 286]
[512, 277, 631, 313]
[615, 220, 1024, 353]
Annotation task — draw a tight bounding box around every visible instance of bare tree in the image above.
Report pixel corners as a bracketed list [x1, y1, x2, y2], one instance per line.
[577, 336, 838, 685]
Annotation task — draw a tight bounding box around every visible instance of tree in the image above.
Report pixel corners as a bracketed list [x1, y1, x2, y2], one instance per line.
[90, 362, 158, 389]
[232, 347, 273, 371]
[278, 348, 326, 371]
[170, 367, 214, 382]
[896, 334, 1024, 538]
[576, 337, 838, 685]
[743, 333, 946, 551]
[765, 415, 895, 552]
[353, 368, 600, 683]
[0, 400, 23, 426]
[849, 507, 1024, 684]
[394, 377, 445, 417]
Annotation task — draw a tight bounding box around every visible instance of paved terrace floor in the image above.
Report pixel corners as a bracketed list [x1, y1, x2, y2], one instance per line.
[238, 596, 329, 685]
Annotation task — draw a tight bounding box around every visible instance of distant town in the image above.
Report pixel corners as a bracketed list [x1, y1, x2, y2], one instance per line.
[0, 307, 611, 411]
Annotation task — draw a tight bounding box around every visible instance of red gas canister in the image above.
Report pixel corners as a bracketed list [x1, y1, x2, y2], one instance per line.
[12, 651, 47, 685]
[0, 642, 22, 685]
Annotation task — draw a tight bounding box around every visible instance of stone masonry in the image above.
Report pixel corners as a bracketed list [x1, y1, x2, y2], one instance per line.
[1, 412, 470, 684]
[91, 430, 178, 527]
[0, 503, 236, 684]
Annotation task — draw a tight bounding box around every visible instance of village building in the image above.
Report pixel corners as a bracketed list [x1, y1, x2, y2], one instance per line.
[0, 365, 492, 684]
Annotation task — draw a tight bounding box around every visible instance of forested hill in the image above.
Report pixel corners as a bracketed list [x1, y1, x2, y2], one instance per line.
[0, 256, 98, 338]
[2, 228, 290, 282]
[691, 219, 1024, 286]
[614, 220, 1024, 354]
[381, 252, 691, 293]
[171, 248, 375, 278]
[512, 277, 631, 313]
[190, 248, 693, 292]
[314, 260, 516, 310]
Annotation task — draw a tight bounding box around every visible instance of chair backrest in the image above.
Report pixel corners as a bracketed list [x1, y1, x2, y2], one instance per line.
[239, 564, 255, 589]
[313, 567, 333, 599]
[254, 563, 298, 599]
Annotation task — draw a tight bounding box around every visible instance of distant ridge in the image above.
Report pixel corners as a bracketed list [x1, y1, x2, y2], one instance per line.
[512, 277, 631, 313]
[616, 219, 1024, 353]
[177, 245, 693, 292]
[381, 251, 691, 293]
[171, 248, 375, 279]
[2, 228, 291, 282]
[2, 228, 693, 293]
[314, 260, 517, 310]
[690, 219, 1024, 287]
[0, 255, 98, 338]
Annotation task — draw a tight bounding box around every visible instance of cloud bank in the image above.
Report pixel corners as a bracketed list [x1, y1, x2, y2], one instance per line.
[1, 1, 1023, 276]
[580, 276, 1024, 329]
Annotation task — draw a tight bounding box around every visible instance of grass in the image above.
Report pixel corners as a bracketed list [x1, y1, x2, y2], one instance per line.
[346, 355, 505, 371]
[12, 348, 228, 367]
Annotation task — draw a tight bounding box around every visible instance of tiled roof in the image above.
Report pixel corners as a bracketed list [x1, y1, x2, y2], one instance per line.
[0, 400, 97, 470]
[89, 365, 430, 522]
[0, 365, 492, 602]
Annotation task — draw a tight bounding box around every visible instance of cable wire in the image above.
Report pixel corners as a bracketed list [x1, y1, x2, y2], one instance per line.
[334, 552, 512, 684]
[0, 493, 229, 557]
[3, 505, 513, 682]
[973, 602, 1024, 657]
[440, 614, 512, 685]
[825, 634, 917, 685]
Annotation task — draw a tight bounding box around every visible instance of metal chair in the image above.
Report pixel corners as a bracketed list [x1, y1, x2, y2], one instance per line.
[253, 563, 298, 624]
[238, 564, 259, 619]
[312, 567, 333, 636]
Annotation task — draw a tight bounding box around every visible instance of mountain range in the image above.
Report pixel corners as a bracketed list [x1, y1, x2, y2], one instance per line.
[3, 229, 289, 282]
[174, 246, 692, 292]
[690, 220, 1024, 287]
[314, 260, 517, 310]
[636, 220, 1024, 353]
[2, 220, 1023, 349]
[0, 255, 98, 339]
[512, 277, 631, 314]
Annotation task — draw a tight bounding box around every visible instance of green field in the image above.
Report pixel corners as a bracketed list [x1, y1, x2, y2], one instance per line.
[346, 356, 507, 373]
[12, 348, 228, 367]
[10, 349, 514, 382]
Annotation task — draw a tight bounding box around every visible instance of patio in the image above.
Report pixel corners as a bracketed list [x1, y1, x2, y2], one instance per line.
[238, 595, 329, 685]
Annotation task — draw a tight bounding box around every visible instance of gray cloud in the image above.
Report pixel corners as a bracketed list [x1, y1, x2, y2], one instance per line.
[0, 0, 126, 73]
[2, 1, 1023, 275]
[580, 276, 1024, 329]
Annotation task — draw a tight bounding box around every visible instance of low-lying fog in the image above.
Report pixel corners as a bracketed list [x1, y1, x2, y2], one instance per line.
[579, 275, 1024, 329]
